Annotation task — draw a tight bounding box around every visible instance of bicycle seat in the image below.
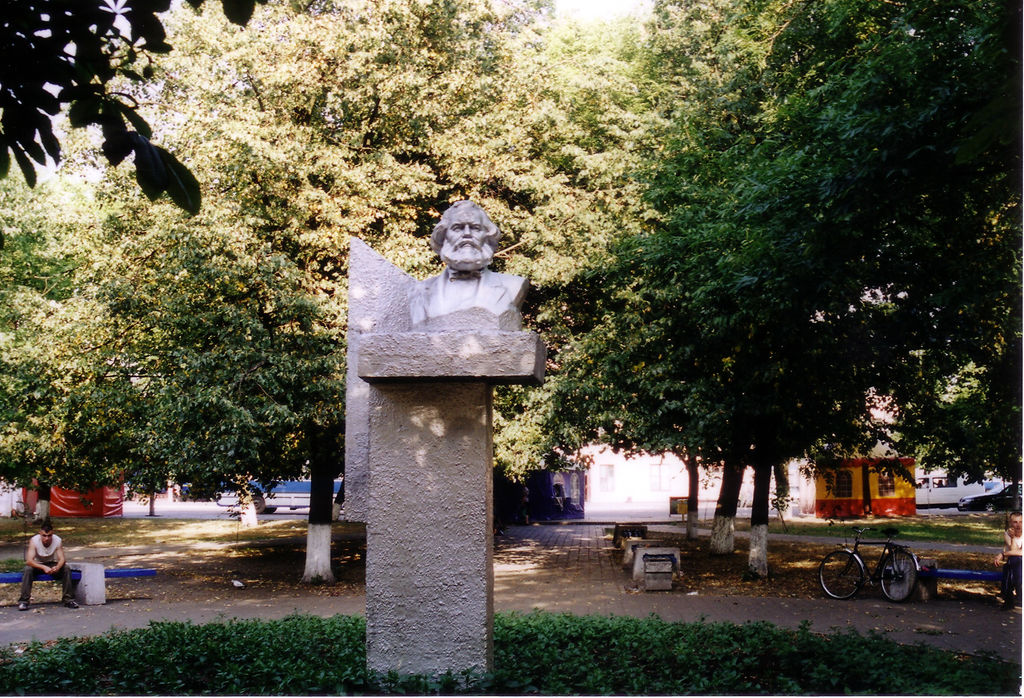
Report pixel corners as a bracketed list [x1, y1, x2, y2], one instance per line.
[881, 527, 899, 538]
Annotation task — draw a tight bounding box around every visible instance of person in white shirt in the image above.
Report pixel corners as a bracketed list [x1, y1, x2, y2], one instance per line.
[18, 521, 78, 610]
[994, 511, 1022, 610]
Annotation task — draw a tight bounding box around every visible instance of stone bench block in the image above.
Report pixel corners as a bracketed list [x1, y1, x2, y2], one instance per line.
[631, 546, 681, 584]
[643, 553, 676, 591]
[68, 562, 105, 605]
[621, 539, 661, 569]
[612, 524, 648, 548]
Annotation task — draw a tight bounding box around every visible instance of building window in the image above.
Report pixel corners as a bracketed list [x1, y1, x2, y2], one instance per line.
[878, 474, 895, 497]
[835, 470, 853, 498]
[598, 464, 615, 493]
[649, 464, 669, 492]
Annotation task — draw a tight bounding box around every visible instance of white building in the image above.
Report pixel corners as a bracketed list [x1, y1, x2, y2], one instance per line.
[578, 446, 808, 514]
[578, 445, 693, 504]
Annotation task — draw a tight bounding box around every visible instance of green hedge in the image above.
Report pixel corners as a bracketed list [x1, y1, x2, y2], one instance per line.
[0, 612, 1018, 695]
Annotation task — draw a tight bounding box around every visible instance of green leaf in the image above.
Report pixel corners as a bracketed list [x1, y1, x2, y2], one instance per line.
[40, 128, 61, 162]
[129, 134, 168, 200]
[156, 146, 202, 215]
[102, 132, 133, 167]
[12, 145, 37, 187]
[68, 98, 102, 128]
[221, 0, 257, 25]
[122, 108, 154, 140]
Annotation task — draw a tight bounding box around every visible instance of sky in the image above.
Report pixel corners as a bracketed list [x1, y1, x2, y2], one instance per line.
[553, 0, 652, 22]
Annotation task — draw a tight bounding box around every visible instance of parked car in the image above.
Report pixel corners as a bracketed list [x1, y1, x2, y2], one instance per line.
[216, 479, 342, 514]
[957, 483, 1022, 512]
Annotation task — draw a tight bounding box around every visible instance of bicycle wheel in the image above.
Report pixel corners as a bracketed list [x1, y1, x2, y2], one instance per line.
[880, 549, 918, 602]
[818, 550, 865, 599]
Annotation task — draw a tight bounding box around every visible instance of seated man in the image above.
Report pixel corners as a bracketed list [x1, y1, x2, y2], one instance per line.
[18, 520, 79, 610]
[996, 511, 1022, 609]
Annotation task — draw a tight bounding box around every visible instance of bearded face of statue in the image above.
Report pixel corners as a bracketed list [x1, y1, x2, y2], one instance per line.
[438, 207, 496, 273]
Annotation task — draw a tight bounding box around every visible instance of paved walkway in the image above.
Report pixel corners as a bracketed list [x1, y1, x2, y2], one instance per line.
[2, 523, 1020, 663]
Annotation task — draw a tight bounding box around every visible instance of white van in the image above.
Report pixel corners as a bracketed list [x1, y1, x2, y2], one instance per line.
[914, 470, 992, 508]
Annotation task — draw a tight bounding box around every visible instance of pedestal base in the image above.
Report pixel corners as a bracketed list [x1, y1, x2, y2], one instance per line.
[365, 382, 494, 676]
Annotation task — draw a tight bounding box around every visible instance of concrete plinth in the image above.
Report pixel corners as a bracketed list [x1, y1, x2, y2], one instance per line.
[358, 332, 544, 386]
[365, 382, 494, 676]
[630, 547, 681, 584]
[69, 562, 105, 605]
[349, 231, 545, 679]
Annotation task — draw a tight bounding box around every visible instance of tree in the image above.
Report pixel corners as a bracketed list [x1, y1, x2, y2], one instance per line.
[554, 0, 1020, 578]
[0, 0, 265, 213]
[0, 174, 112, 492]
[2, 0, 650, 580]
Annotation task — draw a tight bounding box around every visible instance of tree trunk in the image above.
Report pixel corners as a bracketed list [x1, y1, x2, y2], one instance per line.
[35, 483, 51, 523]
[302, 425, 343, 584]
[772, 461, 790, 517]
[710, 462, 743, 554]
[748, 462, 773, 578]
[302, 522, 334, 584]
[239, 500, 258, 528]
[686, 459, 700, 540]
[147, 488, 157, 517]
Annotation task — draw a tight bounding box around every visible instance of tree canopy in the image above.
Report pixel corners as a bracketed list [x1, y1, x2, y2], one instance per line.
[0, 0, 1019, 526]
[0, 0, 649, 494]
[0, 0, 269, 214]
[553, 0, 1020, 485]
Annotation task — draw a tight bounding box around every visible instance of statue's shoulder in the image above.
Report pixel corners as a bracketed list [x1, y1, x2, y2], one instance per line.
[408, 273, 443, 327]
[484, 269, 528, 303]
[409, 273, 444, 301]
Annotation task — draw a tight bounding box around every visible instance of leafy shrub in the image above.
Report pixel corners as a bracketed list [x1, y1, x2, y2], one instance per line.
[0, 612, 1018, 695]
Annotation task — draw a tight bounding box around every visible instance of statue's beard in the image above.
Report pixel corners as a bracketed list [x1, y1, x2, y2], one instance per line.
[441, 239, 494, 273]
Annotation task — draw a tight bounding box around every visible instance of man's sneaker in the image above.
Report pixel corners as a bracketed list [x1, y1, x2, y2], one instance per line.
[17, 602, 28, 611]
[64, 600, 80, 609]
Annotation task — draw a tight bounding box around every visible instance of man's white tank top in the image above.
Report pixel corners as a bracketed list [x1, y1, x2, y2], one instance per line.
[30, 533, 61, 562]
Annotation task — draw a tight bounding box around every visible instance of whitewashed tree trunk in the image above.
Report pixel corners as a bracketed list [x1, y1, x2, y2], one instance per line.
[748, 523, 769, 578]
[302, 522, 335, 583]
[709, 514, 735, 554]
[686, 508, 699, 540]
[239, 501, 258, 528]
[35, 499, 50, 522]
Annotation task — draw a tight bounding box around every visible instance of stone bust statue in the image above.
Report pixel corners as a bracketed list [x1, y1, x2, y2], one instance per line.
[409, 201, 528, 331]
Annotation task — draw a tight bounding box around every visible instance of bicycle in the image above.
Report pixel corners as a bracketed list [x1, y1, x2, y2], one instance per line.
[818, 526, 919, 602]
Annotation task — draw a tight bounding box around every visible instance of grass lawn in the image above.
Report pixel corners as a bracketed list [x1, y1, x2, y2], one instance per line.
[723, 512, 1008, 546]
[0, 516, 365, 551]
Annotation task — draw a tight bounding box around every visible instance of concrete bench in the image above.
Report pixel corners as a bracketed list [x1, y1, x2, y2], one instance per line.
[0, 565, 156, 605]
[915, 558, 1001, 601]
[630, 546, 681, 585]
[612, 524, 648, 548]
[642, 553, 676, 591]
[621, 539, 661, 569]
